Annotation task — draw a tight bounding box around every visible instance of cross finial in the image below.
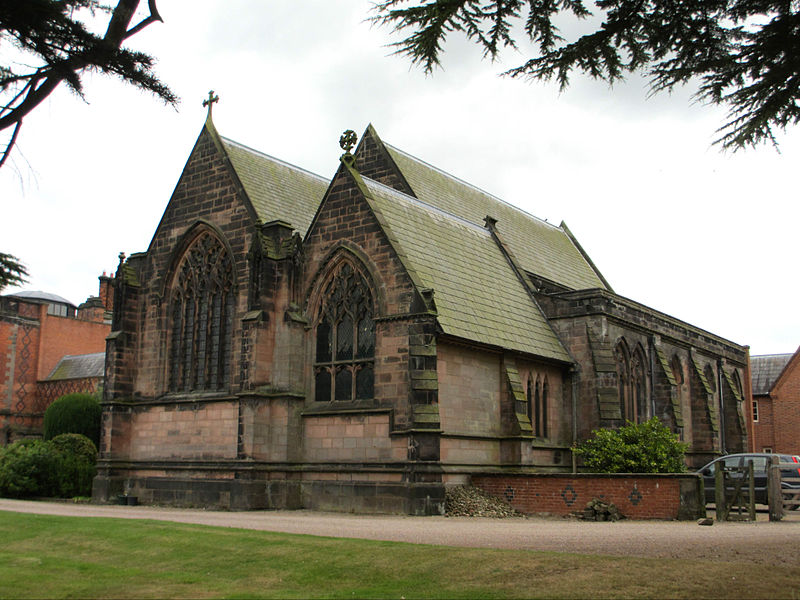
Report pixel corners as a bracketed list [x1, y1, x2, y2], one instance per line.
[203, 90, 219, 118]
[339, 129, 357, 155]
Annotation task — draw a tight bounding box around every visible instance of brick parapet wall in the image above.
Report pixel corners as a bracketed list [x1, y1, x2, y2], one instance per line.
[471, 473, 704, 520]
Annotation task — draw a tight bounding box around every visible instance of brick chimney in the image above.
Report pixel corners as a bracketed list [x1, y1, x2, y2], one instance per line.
[98, 272, 115, 313]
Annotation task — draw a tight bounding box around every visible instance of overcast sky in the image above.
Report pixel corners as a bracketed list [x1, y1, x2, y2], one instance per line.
[2, 1, 798, 357]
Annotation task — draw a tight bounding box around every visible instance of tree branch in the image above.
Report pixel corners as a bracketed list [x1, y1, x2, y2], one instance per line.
[0, 120, 22, 170]
[123, 0, 163, 40]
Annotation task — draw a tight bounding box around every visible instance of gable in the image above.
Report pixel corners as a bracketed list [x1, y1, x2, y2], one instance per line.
[770, 347, 800, 397]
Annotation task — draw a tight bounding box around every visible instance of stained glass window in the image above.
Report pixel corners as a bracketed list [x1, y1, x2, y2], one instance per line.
[168, 232, 234, 392]
[314, 262, 375, 402]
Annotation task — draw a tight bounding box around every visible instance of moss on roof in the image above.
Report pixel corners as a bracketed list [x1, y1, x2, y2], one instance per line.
[751, 353, 792, 395]
[383, 144, 608, 291]
[47, 352, 105, 380]
[362, 178, 571, 362]
[221, 137, 327, 235]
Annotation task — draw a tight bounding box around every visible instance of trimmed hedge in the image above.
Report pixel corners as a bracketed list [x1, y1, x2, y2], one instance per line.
[43, 393, 101, 448]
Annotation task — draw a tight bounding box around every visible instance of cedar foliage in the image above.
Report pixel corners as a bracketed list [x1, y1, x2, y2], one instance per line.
[0, 253, 28, 292]
[373, 0, 800, 151]
[43, 392, 101, 448]
[574, 417, 688, 473]
[0, 0, 175, 167]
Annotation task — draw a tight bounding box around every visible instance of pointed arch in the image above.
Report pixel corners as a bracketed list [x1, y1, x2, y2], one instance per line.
[311, 253, 376, 403]
[530, 375, 540, 436]
[526, 374, 533, 423]
[167, 228, 235, 392]
[541, 376, 549, 438]
[615, 339, 632, 422]
[631, 344, 649, 423]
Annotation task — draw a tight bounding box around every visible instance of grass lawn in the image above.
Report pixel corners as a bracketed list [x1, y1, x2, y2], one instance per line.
[0, 510, 797, 599]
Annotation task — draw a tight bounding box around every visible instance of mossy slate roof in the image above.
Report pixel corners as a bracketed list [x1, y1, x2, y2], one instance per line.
[384, 144, 608, 291]
[221, 137, 327, 234]
[47, 352, 105, 381]
[751, 353, 793, 395]
[363, 178, 571, 362]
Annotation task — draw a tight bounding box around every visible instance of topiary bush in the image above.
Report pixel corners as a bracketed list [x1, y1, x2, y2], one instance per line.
[574, 417, 688, 474]
[50, 434, 97, 498]
[43, 393, 101, 448]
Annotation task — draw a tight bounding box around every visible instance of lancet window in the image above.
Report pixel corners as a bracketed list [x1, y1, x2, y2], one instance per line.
[615, 340, 650, 423]
[314, 262, 375, 402]
[528, 374, 549, 438]
[168, 232, 234, 392]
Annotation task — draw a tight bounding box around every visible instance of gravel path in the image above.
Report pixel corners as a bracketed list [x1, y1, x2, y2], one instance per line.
[3, 498, 799, 565]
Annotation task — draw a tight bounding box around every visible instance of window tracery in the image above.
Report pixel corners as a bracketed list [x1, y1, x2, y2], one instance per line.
[314, 262, 375, 402]
[168, 232, 234, 392]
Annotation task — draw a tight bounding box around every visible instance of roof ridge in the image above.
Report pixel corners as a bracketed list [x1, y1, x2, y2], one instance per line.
[220, 136, 328, 183]
[363, 176, 490, 235]
[384, 142, 560, 231]
[751, 353, 793, 359]
[59, 352, 105, 360]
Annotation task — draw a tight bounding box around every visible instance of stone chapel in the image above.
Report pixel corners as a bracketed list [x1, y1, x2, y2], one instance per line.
[93, 111, 750, 514]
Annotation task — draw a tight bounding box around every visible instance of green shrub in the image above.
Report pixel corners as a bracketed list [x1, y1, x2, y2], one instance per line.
[0, 440, 61, 498]
[0, 434, 97, 499]
[574, 417, 688, 473]
[43, 393, 101, 448]
[50, 433, 98, 463]
[50, 434, 97, 498]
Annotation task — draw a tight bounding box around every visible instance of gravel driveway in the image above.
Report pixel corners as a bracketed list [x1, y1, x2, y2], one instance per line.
[2, 498, 799, 565]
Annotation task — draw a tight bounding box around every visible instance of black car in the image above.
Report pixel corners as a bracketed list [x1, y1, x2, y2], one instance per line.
[697, 453, 800, 508]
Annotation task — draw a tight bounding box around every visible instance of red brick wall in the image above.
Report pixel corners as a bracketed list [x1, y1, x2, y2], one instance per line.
[2, 297, 109, 440]
[37, 308, 110, 379]
[751, 394, 775, 452]
[767, 354, 800, 454]
[472, 473, 703, 520]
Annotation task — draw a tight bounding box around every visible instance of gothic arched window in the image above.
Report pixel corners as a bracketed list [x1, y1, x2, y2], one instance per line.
[314, 262, 375, 402]
[631, 346, 648, 423]
[168, 232, 235, 392]
[526, 376, 533, 423]
[541, 377, 549, 438]
[615, 341, 632, 422]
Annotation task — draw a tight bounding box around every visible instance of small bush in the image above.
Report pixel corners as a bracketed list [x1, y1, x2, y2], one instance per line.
[50, 433, 98, 463]
[43, 393, 101, 448]
[0, 440, 61, 498]
[574, 417, 688, 474]
[50, 434, 97, 498]
[0, 434, 97, 499]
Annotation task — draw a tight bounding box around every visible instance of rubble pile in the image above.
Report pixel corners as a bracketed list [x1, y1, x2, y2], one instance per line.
[445, 486, 524, 518]
[577, 498, 624, 521]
